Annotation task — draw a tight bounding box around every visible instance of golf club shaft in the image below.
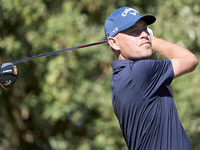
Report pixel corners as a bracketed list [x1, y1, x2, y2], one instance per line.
[12, 40, 107, 64]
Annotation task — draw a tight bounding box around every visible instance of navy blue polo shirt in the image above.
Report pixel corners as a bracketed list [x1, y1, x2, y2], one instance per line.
[111, 59, 192, 150]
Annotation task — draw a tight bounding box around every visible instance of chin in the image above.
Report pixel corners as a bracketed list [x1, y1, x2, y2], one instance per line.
[141, 53, 152, 60]
[142, 56, 151, 60]
[128, 50, 152, 60]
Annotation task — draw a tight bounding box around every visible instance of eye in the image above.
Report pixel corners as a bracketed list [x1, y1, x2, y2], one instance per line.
[128, 27, 148, 36]
[130, 30, 136, 34]
[129, 29, 138, 36]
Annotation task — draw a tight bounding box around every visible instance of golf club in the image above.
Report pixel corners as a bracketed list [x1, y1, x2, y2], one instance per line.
[0, 40, 107, 90]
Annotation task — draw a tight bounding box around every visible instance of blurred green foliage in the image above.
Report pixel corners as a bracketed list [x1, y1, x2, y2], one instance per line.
[0, 0, 200, 149]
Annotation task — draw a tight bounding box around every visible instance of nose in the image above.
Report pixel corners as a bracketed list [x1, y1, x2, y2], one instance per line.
[140, 29, 149, 39]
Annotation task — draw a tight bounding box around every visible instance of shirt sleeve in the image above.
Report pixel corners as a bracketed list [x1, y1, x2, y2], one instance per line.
[130, 59, 174, 99]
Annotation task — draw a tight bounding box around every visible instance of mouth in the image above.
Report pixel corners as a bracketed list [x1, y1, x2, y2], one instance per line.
[141, 41, 151, 46]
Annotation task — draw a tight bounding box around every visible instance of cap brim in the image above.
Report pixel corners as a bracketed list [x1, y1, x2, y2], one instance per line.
[141, 15, 156, 25]
[119, 15, 156, 34]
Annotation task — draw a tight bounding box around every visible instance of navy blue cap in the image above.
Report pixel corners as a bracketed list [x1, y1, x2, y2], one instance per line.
[104, 7, 156, 40]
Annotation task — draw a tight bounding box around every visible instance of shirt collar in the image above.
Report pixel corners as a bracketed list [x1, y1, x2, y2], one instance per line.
[111, 60, 134, 71]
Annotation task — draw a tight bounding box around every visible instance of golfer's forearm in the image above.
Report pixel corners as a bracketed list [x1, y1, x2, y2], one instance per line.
[151, 35, 191, 59]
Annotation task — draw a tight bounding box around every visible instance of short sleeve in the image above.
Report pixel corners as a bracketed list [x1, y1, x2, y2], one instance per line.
[129, 59, 174, 98]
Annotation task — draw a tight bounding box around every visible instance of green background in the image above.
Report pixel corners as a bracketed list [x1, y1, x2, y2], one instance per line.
[0, 0, 200, 149]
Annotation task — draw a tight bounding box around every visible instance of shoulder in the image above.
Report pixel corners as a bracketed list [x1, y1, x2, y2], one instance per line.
[129, 59, 173, 80]
[133, 59, 172, 71]
[111, 59, 173, 75]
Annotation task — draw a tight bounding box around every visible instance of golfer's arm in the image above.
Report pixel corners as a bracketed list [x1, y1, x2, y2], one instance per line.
[151, 35, 198, 79]
[150, 52, 174, 97]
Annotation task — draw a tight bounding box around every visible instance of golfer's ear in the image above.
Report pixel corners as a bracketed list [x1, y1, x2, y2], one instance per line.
[107, 37, 120, 50]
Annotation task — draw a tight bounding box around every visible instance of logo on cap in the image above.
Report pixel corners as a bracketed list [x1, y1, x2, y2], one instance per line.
[109, 27, 119, 37]
[122, 8, 139, 17]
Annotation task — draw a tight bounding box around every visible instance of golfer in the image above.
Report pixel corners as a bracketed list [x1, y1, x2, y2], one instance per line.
[104, 6, 198, 150]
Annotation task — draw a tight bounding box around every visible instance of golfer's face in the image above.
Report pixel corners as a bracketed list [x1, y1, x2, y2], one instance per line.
[115, 19, 153, 60]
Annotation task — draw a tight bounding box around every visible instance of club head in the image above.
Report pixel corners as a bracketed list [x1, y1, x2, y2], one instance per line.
[0, 62, 18, 90]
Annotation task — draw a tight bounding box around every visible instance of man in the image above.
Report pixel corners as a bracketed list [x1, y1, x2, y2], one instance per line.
[104, 6, 198, 150]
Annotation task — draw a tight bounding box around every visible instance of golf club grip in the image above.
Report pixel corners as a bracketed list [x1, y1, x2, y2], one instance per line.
[12, 40, 107, 64]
